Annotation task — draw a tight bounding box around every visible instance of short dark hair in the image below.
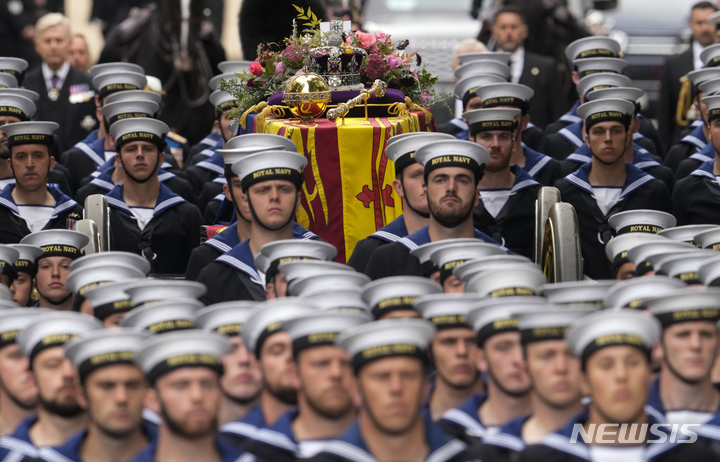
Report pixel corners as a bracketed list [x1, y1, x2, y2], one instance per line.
[692, 1, 718, 12]
[493, 5, 526, 25]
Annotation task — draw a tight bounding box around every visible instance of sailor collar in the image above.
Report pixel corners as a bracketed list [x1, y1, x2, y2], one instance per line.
[216, 239, 262, 285]
[559, 100, 582, 124]
[522, 145, 553, 178]
[105, 183, 186, 216]
[564, 161, 655, 200]
[439, 394, 490, 439]
[398, 227, 502, 252]
[0, 183, 78, 218]
[369, 215, 408, 244]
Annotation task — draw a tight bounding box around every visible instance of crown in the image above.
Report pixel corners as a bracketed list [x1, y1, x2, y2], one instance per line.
[308, 20, 367, 89]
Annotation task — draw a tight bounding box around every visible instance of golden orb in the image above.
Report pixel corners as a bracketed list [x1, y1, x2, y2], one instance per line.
[282, 73, 332, 122]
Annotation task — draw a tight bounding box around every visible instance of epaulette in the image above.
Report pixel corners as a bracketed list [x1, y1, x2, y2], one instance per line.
[166, 131, 188, 145]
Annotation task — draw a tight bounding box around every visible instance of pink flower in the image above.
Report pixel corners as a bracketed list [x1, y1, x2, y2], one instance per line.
[386, 55, 403, 70]
[275, 62, 286, 74]
[249, 62, 263, 76]
[354, 31, 376, 49]
[375, 32, 391, 44]
[418, 91, 430, 104]
[365, 54, 389, 81]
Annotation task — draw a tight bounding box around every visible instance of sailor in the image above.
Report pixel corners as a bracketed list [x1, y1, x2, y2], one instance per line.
[0, 244, 18, 287]
[8, 243, 42, 306]
[82, 281, 142, 328]
[361, 275, 442, 320]
[0, 121, 83, 243]
[219, 299, 318, 447]
[363, 140, 501, 279]
[281, 260, 365, 297]
[603, 275, 687, 311]
[196, 150, 308, 302]
[448, 71, 508, 141]
[241, 311, 371, 461]
[426, 241, 506, 293]
[130, 330, 244, 462]
[65, 261, 147, 315]
[122, 279, 206, 307]
[194, 302, 263, 425]
[347, 132, 454, 272]
[311, 318, 469, 462]
[465, 107, 540, 257]
[118, 299, 204, 334]
[19, 229, 88, 310]
[105, 118, 203, 274]
[39, 329, 156, 462]
[553, 98, 672, 280]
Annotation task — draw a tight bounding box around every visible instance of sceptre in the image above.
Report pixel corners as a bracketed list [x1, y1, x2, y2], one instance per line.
[327, 80, 388, 123]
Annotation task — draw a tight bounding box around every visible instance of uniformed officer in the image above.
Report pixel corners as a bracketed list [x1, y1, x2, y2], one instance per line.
[554, 98, 672, 280]
[347, 132, 454, 272]
[39, 329, 155, 462]
[131, 330, 244, 462]
[312, 318, 469, 462]
[20, 230, 88, 310]
[220, 299, 318, 446]
[363, 140, 500, 279]
[194, 302, 263, 425]
[414, 294, 485, 420]
[241, 311, 371, 461]
[196, 151, 308, 303]
[8, 312, 102, 448]
[465, 107, 540, 257]
[8, 243, 42, 306]
[0, 121, 83, 243]
[106, 118, 203, 274]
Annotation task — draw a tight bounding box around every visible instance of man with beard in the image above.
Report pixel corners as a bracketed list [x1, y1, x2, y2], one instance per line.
[185, 134, 317, 282]
[105, 118, 202, 274]
[438, 299, 532, 444]
[39, 329, 155, 462]
[196, 151, 308, 302]
[465, 107, 540, 258]
[220, 299, 318, 448]
[0, 121, 83, 243]
[0, 309, 46, 435]
[8, 243, 42, 306]
[364, 140, 500, 279]
[241, 311, 371, 461]
[313, 318, 469, 461]
[347, 132, 453, 272]
[7, 312, 102, 449]
[20, 230, 89, 311]
[644, 289, 720, 424]
[131, 330, 244, 462]
[469, 307, 595, 459]
[194, 302, 263, 425]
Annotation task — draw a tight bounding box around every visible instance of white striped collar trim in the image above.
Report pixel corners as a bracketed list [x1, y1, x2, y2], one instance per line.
[440, 408, 487, 438]
[644, 404, 666, 424]
[541, 432, 590, 460]
[566, 152, 591, 163]
[398, 236, 419, 251]
[213, 176, 228, 185]
[89, 177, 115, 190]
[200, 137, 219, 147]
[0, 195, 19, 214]
[158, 171, 175, 182]
[633, 132, 645, 140]
[216, 254, 263, 285]
[302, 230, 318, 240]
[691, 167, 715, 179]
[692, 119, 704, 127]
[558, 127, 583, 147]
[690, 152, 713, 163]
[527, 155, 551, 177]
[559, 114, 582, 124]
[511, 178, 540, 193]
[196, 161, 225, 175]
[37, 447, 74, 462]
[52, 198, 78, 217]
[204, 238, 232, 253]
[211, 193, 225, 202]
[219, 421, 262, 438]
[370, 230, 403, 243]
[620, 174, 655, 199]
[681, 134, 706, 150]
[75, 142, 105, 167]
[316, 441, 376, 462]
[0, 436, 39, 456]
[154, 196, 185, 214]
[427, 439, 467, 462]
[251, 428, 297, 451]
[634, 159, 660, 169]
[482, 431, 525, 451]
[199, 147, 216, 157]
[449, 118, 468, 130]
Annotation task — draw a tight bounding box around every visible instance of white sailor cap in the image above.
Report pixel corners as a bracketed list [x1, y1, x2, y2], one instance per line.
[0, 88, 38, 104]
[540, 280, 616, 307]
[464, 108, 521, 137]
[454, 74, 507, 106]
[70, 251, 151, 275]
[209, 89, 240, 112]
[702, 95, 720, 123]
[193, 301, 257, 336]
[604, 233, 668, 277]
[218, 60, 253, 74]
[110, 118, 169, 150]
[134, 329, 230, 383]
[299, 287, 370, 314]
[105, 89, 163, 105]
[362, 276, 442, 319]
[7, 244, 42, 275]
[702, 44, 720, 68]
[603, 275, 687, 310]
[608, 209, 676, 236]
[414, 293, 484, 330]
[0, 308, 48, 349]
[565, 309, 661, 365]
[428, 241, 508, 283]
[467, 297, 532, 346]
[283, 311, 372, 356]
[209, 72, 243, 92]
[101, 100, 160, 127]
[517, 306, 598, 345]
[82, 281, 137, 321]
[699, 79, 720, 97]
[711, 11, 720, 33]
[0, 245, 19, 277]
[280, 260, 355, 284]
[64, 328, 152, 381]
[453, 255, 533, 282]
[0, 57, 28, 80]
[143, 75, 164, 94]
[90, 62, 145, 79]
[573, 57, 628, 79]
[17, 312, 103, 365]
[335, 318, 436, 373]
[219, 134, 297, 172]
[20, 229, 88, 261]
[586, 86, 643, 105]
[456, 51, 511, 66]
[241, 298, 319, 358]
[2, 121, 59, 149]
[65, 263, 146, 297]
[255, 240, 337, 282]
[699, 255, 720, 286]
[287, 271, 371, 297]
[384, 132, 455, 173]
[687, 68, 720, 90]
[454, 60, 511, 82]
[465, 263, 546, 298]
[0, 72, 17, 89]
[119, 299, 205, 333]
[576, 73, 632, 99]
[92, 71, 148, 98]
[231, 151, 307, 191]
[657, 224, 719, 245]
[656, 251, 718, 284]
[474, 83, 534, 112]
[410, 238, 483, 277]
[565, 36, 621, 61]
[576, 98, 635, 131]
[0, 94, 35, 120]
[644, 287, 720, 328]
[414, 140, 490, 182]
[123, 279, 206, 306]
[627, 241, 698, 277]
